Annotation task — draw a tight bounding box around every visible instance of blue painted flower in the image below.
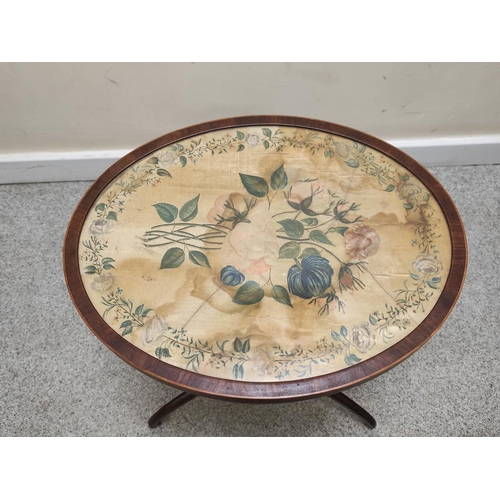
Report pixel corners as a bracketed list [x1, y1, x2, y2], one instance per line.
[287, 255, 334, 299]
[220, 265, 245, 286]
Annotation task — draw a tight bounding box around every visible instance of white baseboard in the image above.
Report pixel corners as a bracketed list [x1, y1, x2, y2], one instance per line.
[1, 135, 499, 184]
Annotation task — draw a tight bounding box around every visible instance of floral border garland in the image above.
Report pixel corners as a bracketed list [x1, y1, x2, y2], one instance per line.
[80, 127, 445, 381]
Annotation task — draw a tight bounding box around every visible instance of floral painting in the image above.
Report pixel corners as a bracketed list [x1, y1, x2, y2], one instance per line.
[78, 126, 451, 382]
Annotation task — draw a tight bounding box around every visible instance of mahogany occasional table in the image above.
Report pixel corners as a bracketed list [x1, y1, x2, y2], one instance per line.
[63, 116, 467, 430]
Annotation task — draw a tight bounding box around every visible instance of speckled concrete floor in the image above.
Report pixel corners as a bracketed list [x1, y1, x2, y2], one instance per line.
[0, 165, 498, 436]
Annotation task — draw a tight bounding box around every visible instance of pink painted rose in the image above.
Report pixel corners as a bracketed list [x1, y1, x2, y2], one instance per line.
[336, 143, 350, 158]
[344, 224, 380, 259]
[141, 316, 169, 345]
[251, 349, 272, 375]
[221, 202, 279, 275]
[351, 322, 375, 353]
[287, 179, 331, 215]
[90, 273, 115, 292]
[207, 193, 250, 228]
[412, 255, 442, 276]
[156, 150, 176, 166]
[245, 133, 260, 147]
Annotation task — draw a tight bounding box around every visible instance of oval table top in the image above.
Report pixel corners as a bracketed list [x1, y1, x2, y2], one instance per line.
[64, 116, 467, 402]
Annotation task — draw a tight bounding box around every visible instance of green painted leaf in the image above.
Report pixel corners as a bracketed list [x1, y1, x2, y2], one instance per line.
[369, 314, 377, 326]
[410, 273, 420, 280]
[237, 144, 245, 152]
[102, 262, 115, 270]
[107, 211, 117, 221]
[270, 164, 288, 191]
[156, 168, 172, 178]
[262, 127, 272, 138]
[177, 144, 184, 152]
[233, 281, 264, 306]
[272, 285, 292, 307]
[234, 337, 243, 353]
[327, 226, 349, 236]
[179, 156, 187, 167]
[102, 257, 115, 264]
[263, 140, 270, 150]
[331, 330, 340, 341]
[142, 308, 153, 317]
[359, 145, 366, 153]
[340, 326, 348, 338]
[345, 158, 359, 168]
[309, 229, 332, 245]
[135, 304, 144, 316]
[153, 203, 178, 222]
[120, 320, 132, 329]
[299, 247, 320, 259]
[278, 241, 300, 259]
[403, 202, 414, 210]
[95, 203, 105, 212]
[189, 250, 211, 268]
[238, 173, 269, 198]
[146, 157, 159, 164]
[385, 184, 395, 192]
[122, 327, 133, 336]
[236, 131, 245, 140]
[155, 347, 172, 359]
[217, 340, 228, 352]
[180, 194, 200, 222]
[84, 265, 97, 274]
[239, 365, 244, 379]
[278, 219, 304, 239]
[242, 339, 250, 353]
[427, 280, 440, 289]
[345, 353, 362, 365]
[232, 364, 240, 379]
[160, 247, 185, 269]
[431, 277, 441, 283]
[301, 217, 318, 226]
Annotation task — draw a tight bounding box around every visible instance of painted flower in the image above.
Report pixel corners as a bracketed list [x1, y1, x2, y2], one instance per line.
[251, 349, 272, 375]
[412, 255, 442, 276]
[207, 193, 251, 227]
[90, 273, 115, 293]
[351, 322, 375, 353]
[396, 180, 421, 200]
[336, 143, 350, 158]
[287, 179, 331, 215]
[344, 224, 380, 259]
[287, 255, 334, 299]
[222, 202, 280, 275]
[245, 133, 260, 147]
[336, 202, 351, 213]
[141, 316, 169, 345]
[220, 265, 245, 286]
[89, 218, 114, 235]
[157, 150, 176, 166]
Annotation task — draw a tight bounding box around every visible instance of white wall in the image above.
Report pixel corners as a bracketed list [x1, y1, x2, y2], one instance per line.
[2, 62, 499, 154]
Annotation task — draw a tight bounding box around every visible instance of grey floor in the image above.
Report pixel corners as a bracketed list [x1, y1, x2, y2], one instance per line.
[1, 165, 498, 437]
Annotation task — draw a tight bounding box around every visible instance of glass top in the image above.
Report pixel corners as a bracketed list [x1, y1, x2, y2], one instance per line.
[78, 125, 452, 382]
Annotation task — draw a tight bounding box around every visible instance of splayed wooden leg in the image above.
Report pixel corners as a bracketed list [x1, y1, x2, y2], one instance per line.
[148, 392, 197, 428]
[328, 392, 377, 429]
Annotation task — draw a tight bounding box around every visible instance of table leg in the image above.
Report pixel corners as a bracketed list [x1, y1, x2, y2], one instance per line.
[148, 392, 197, 428]
[328, 392, 377, 429]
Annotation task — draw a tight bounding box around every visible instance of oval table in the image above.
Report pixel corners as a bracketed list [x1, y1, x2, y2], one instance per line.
[63, 116, 467, 429]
